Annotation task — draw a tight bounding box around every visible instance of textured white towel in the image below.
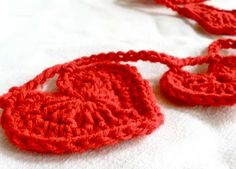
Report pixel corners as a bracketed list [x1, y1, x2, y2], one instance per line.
[0, 0, 235, 169]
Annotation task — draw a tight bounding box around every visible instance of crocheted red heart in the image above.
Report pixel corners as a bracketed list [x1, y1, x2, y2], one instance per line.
[178, 3, 236, 35]
[160, 38, 236, 106]
[154, 0, 236, 35]
[160, 56, 236, 106]
[0, 61, 163, 154]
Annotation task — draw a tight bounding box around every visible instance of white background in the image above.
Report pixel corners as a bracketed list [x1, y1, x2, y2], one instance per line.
[0, 0, 235, 169]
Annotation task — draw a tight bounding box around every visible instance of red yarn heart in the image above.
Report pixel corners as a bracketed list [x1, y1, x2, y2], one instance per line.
[160, 62, 236, 106]
[0, 61, 163, 154]
[160, 39, 236, 106]
[154, 0, 236, 35]
[178, 3, 236, 35]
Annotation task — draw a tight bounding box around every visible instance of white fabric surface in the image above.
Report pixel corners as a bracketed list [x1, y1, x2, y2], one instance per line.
[0, 0, 235, 169]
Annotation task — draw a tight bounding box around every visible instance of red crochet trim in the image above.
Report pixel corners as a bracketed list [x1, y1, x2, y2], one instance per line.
[0, 38, 235, 154]
[155, 0, 236, 35]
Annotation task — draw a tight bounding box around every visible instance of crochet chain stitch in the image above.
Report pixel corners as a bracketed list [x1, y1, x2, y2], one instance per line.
[154, 0, 236, 35]
[0, 38, 235, 154]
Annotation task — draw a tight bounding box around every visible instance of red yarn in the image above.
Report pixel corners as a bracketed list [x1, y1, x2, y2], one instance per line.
[156, 0, 205, 5]
[154, 0, 236, 35]
[0, 38, 235, 154]
[160, 39, 236, 106]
